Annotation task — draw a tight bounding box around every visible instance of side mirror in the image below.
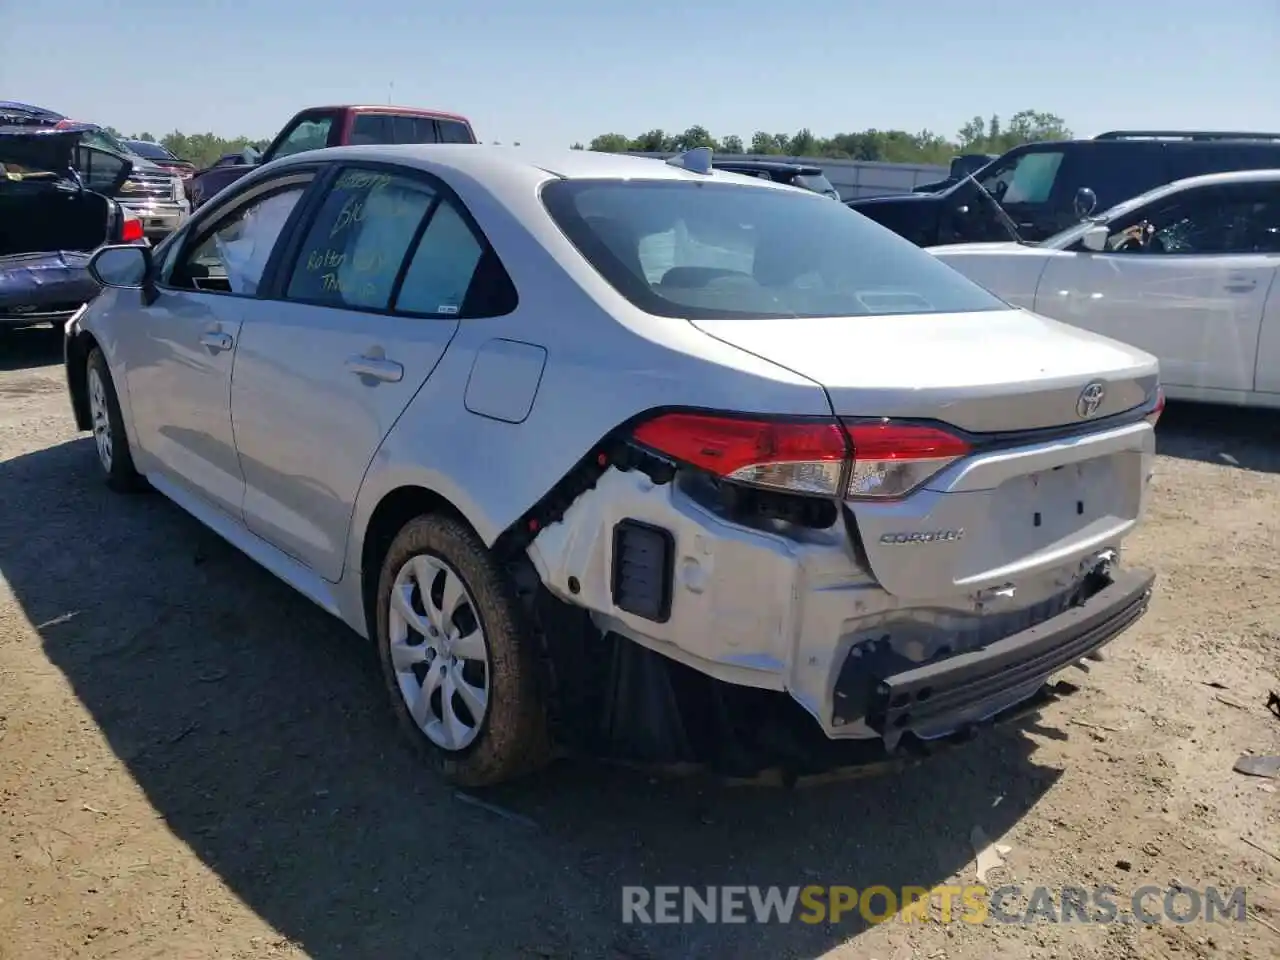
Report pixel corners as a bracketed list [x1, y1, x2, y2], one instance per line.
[1074, 186, 1098, 219]
[241, 146, 261, 165]
[90, 244, 152, 288]
[1080, 224, 1109, 252]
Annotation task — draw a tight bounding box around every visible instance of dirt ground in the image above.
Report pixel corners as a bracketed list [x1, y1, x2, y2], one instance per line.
[0, 325, 1277, 960]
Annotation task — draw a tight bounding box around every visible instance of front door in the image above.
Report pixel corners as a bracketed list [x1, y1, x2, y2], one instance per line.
[124, 173, 315, 517]
[1034, 181, 1280, 393]
[230, 164, 489, 581]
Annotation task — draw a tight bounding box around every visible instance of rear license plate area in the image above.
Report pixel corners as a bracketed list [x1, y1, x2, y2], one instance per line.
[1002, 457, 1117, 539]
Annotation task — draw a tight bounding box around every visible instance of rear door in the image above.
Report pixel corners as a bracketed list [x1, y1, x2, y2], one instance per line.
[1034, 181, 1280, 392]
[229, 163, 491, 580]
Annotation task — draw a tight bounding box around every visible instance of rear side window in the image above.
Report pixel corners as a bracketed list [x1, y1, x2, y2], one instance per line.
[1083, 146, 1166, 210]
[542, 179, 1006, 320]
[395, 201, 484, 315]
[285, 168, 436, 310]
[1166, 144, 1280, 181]
[349, 113, 391, 145]
[350, 114, 441, 145]
[437, 119, 475, 144]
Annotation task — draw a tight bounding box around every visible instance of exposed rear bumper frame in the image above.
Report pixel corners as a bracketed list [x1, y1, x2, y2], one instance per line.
[864, 568, 1155, 748]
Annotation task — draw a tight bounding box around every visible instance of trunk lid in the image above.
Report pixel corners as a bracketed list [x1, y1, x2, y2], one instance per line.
[0, 123, 133, 194]
[691, 308, 1159, 600]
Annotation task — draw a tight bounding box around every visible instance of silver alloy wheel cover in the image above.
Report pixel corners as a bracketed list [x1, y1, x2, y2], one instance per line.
[387, 554, 491, 752]
[87, 367, 113, 472]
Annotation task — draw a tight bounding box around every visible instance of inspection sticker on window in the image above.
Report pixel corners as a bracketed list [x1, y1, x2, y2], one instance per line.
[437, 304, 460, 315]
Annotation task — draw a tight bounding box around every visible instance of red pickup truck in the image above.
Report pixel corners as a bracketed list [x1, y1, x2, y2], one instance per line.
[189, 104, 476, 209]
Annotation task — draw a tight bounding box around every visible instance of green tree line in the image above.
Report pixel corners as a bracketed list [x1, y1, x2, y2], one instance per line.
[103, 108, 1070, 171]
[573, 110, 1072, 165]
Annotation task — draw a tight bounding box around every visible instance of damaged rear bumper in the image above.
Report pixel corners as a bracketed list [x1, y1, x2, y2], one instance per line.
[529, 467, 1154, 759]
[846, 568, 1154, 750]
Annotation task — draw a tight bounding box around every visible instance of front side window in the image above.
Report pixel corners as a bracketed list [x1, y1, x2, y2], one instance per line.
[284, 168, 437, 310]
[168, 183, 309, 294]
[273, 116, 334, 159]
[542, 180, 1008, 319]
[1105, 183, 1280, 255]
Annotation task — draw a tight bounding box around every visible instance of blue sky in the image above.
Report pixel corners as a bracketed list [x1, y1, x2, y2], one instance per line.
[3, 0, 1277, 148]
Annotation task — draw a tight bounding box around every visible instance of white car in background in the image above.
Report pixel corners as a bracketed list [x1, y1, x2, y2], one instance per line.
[930, 169, 1280, 409]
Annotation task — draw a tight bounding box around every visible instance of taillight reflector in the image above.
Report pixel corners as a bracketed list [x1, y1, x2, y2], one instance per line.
[844, 421, 972, 499]
[120, 215, 144, 243]
[1144, 386, 1165, 426]
[630, 412, 971, 500]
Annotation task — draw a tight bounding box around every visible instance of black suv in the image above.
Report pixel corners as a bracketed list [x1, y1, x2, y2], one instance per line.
[712, 160, 840, 199]
[849, 130, 1280, 246]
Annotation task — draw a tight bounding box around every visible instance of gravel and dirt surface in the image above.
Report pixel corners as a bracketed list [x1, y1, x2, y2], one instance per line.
[1, 325, 1277, 960]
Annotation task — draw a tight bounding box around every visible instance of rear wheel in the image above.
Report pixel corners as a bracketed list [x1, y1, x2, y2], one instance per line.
[374, 514, 550, 786]
[86, 348, 146, 493]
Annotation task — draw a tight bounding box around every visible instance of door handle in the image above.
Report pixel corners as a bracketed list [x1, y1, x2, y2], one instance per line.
[345, 355, 404, 383]
[1224, 276, 1257, 293]
[200, 331, 234, 352]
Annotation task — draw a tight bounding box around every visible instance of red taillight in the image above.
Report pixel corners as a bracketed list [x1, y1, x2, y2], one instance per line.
[120, 215, 144, 243]
[1144, 386, 1165, 426]
[632, 413, 849, 496]
[630, 412, 971, 500]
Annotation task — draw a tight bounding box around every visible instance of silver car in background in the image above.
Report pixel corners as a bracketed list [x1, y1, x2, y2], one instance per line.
[66, 145, 1162, 785]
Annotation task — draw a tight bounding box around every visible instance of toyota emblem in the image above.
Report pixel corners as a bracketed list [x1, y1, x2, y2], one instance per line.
[1076, 381, 1106, 418]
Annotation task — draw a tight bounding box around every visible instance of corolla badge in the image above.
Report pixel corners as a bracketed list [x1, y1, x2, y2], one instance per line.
[879, 529, 965, 545]
[1076, 381, 1106, 418]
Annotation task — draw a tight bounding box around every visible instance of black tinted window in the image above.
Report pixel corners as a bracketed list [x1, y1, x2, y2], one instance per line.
[1166, 144, 1280, 181]
[350, 114, 391, 145]
[73, 146, 128, 192]
[437, 120, 474, 144]
[285, 168, 435, 310]
[1107, 183, 1280, 255]
[1084, 146, 1166, 210]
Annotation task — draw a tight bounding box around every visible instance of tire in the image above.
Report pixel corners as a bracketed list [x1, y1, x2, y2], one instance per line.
[374, 513, 550, 786]
[85, 347, 146, 493]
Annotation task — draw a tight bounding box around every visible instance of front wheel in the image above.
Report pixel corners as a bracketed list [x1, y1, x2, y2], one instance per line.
[374, 514, 550, 786]
[85, 348, 146, 493]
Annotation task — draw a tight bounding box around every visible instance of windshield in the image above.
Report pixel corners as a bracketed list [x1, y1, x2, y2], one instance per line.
[127, 140, 174, 161]
[794, 173, 838, 198]
[80, 129, 131, 156]
[541, 180, 1008, 320]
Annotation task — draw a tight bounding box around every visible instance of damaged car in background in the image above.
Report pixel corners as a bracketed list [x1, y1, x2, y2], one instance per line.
[0, 123, 144, 331]
[67, 144, 1161, 785]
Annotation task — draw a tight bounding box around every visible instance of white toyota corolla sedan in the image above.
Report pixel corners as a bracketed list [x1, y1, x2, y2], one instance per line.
[67, 144, 1163, 785]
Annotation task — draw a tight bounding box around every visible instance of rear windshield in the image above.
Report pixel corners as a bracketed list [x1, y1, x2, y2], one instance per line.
[540, 179, 1007, 319]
